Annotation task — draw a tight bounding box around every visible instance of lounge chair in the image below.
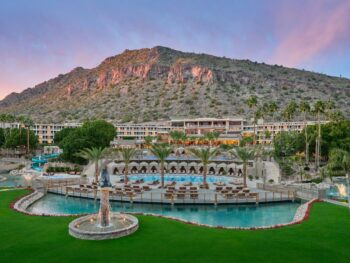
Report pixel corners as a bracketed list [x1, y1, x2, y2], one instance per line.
[177, 193, 185, 199]
[165, 193, 174, 199]
[215, 186, 223, 192]
[237, 192, 246, 198]
[242, 188, 250, 193]
[142, 186, 151, 191]
[190, 194, 199, 199]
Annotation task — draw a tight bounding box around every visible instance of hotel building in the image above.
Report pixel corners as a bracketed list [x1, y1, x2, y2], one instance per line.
[0, 118, 327, 146]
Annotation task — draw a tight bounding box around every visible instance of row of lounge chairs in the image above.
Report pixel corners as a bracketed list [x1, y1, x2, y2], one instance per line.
[223, 192, 258, 199]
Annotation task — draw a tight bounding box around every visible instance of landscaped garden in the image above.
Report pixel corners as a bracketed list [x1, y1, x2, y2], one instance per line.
[1, 189, 350, 263]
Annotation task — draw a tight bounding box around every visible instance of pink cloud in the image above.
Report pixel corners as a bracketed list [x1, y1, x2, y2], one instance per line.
[270, 1, 350, 67]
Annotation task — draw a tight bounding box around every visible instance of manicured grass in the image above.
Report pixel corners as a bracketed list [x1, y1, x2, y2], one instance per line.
[1, 190, 350, 263]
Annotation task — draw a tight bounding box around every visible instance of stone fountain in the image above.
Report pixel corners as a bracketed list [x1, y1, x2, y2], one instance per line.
[69, 167, 138, 240]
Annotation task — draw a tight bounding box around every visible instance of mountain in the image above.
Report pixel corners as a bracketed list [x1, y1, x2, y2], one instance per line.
[1, 46, 350, 123]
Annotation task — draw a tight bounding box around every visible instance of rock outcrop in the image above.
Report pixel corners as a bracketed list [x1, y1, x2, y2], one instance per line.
[0, 46, 349, 122]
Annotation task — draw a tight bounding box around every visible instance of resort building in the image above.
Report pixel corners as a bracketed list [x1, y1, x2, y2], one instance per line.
[0, 118, 327, 146]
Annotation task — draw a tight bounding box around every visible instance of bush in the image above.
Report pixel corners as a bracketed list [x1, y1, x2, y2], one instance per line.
[310, 177, 323, 184]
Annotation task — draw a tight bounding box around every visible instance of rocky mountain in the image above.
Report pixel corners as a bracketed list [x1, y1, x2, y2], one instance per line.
[1, 46, 350, 123]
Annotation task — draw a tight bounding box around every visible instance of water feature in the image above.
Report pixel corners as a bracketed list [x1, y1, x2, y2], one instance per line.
[68, 167, 138, 240]
[327, 177, 349, 201]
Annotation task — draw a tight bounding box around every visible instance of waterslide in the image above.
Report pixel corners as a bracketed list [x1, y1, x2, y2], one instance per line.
[31, 153, 60, 172]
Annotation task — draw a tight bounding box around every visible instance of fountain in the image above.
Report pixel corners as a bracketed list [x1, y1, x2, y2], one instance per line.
[69, 166, 139, 240]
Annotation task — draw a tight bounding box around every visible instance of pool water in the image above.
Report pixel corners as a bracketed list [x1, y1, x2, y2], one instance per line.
[128, 174, 228, 183]
[0, 172, 24, 187]
[28, 194, 301, 228]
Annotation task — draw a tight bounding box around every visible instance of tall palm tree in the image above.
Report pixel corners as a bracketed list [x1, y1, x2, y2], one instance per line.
[313, 100, 326, 172]
[268, 101, 278, 122]
[188, 147, 220, 187]
[230, 147, 255, 187]
[17, 115, 34, 154]
[118, 148, 137, 184]
[76, 147, 109, 183]
[326, 148, 350, 208]
[150, 144, 172, 188]
[282, 101, 298, 125]
[300, 101, 311, 165]
[246, 96, 258, 145]
[253, 108, 263, 144]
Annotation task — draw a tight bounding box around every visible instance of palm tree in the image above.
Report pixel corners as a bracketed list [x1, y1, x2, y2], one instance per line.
[253, 108, 263, 144]
[76, 147, 109, 183]
[300, 101, 311, 165]
[268, 101, 278, 122]
[326, 149, 350, 208]
[282, 101, 298, 126]
[246, 96, 258, 145]
[188, 147, 220, 187]
[313, 101, 326, 172]
[230, 147, 255, 187]
[17, 115, 34, 154]
[205, 131, 220, 147]
[150, 144, 172, 188]
[118, 148, 137, 184]
[144, 136, 153, 149]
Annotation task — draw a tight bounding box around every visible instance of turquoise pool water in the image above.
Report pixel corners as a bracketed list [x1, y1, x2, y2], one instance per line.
[128, 174, 228, 183]
[0, 172, 24, 187]
[28, 194, 301, 227]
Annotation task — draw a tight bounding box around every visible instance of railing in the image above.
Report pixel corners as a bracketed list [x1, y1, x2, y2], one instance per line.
[48, 186, 294, 205]
[257, 183, 324, 200]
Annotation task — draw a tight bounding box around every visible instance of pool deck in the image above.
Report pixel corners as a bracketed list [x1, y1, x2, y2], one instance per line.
[47, 184, 296, 205]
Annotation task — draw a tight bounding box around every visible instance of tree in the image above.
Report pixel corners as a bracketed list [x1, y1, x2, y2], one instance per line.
[246, 96, 258, 145]
[268, 101, 278, 122]
[273, 131, 304, 158]
[144, 136, 153, 149]
[58, 120, 116, 164]
[300, 101, 311, 165]
[0, 114, 16, 122]
[117, 148, 137, 184]
[4, 128, 38, 149]
[54, 128, 76, 145]
[205, 131, 220, 147]
[290, 154, 306, 182]
[0, 128, 5, 148]
[305, 120, 350, 159]
[17, 115, 34, 154]
[188, 147, 220, 187]
[169, 130, 185, 147]
[313, 101, 326, 172]
[150, 144, 172, 188]
[75, 147, 109, 183]
[282, 100, 298, 125]
[229, 147, 255, 187]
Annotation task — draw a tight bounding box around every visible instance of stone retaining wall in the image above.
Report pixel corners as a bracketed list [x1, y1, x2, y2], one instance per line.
[13, 190, 45, 213]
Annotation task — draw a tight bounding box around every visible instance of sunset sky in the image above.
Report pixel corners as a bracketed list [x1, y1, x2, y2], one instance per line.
[1, 0, 350, 100]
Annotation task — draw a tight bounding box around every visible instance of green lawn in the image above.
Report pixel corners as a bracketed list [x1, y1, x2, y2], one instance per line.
[1, 190, 350, 263]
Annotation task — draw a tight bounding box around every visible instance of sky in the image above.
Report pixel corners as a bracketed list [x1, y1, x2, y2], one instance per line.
[1, 0, 350, 100]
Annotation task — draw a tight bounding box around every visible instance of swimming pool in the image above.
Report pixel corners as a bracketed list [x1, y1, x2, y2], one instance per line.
[127, 174, 228, 183]
[0, 172, 24, 187]
[27, 194, 301, 227]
